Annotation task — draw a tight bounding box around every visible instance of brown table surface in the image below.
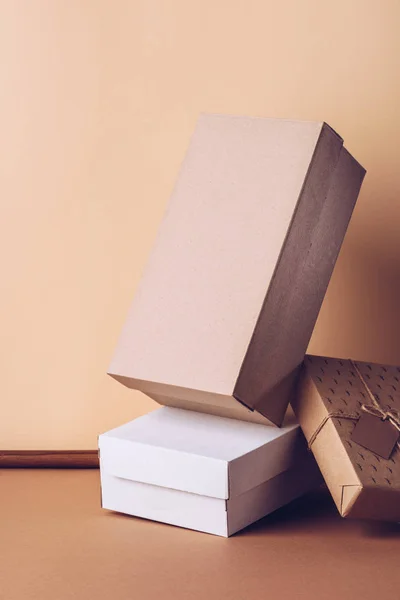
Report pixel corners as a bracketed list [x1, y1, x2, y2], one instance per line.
[1, 469, 399, 600]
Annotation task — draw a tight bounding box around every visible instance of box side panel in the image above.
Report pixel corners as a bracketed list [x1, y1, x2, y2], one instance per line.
[235, 131, 365, 424]
[227, 455, 322, 536]
[109, 374, 273, 425]
[148, 392, 273, 425]
[99, 435, 229, 499]
[108, 115, 322, 401]
[345, 485, 400, 521]
[100, 472, 228, 537]
[292, 368, 362, 514]
[228, 426, 308, 497]
[291, 363, 331, 441]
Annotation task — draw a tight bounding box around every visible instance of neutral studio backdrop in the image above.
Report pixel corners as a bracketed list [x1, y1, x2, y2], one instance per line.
[1, 0, 400, 450]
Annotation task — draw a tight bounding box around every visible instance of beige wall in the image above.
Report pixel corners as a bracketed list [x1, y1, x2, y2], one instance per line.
[1, 0, 400, 449]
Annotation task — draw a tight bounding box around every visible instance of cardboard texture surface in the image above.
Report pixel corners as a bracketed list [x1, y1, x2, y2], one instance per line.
[108, 115, 366, 426]
[292, 355, 400, 521]
[99, 406, 320, 535]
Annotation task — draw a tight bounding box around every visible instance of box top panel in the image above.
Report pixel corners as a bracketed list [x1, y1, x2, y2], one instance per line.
[109, 115, 324, 396]
[102, 406, 298, 461]
[99, 407, 303, 499]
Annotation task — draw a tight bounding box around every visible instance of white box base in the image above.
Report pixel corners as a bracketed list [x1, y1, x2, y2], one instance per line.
[101, 459, 320, 537]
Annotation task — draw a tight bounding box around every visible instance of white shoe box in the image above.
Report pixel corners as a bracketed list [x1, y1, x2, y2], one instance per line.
[99, 407, 321, 537]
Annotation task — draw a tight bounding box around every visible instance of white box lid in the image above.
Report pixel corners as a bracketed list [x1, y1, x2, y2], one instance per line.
[99, 407, 307, 499]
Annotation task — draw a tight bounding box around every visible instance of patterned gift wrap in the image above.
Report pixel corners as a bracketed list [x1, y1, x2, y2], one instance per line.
[292, 355, 400, 521]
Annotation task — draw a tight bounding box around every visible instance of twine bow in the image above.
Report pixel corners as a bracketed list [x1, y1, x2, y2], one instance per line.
[308, 360, 400, 451]
[354, 361, 400, 434]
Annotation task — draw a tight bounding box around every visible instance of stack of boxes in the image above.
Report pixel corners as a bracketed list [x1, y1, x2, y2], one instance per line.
[99, 407, 320, 537]
[99, 115, 398, 535]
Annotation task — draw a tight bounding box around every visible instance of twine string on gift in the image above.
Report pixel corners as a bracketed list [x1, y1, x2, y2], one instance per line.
[307, 412, 358, 449]
[307, 360, 400, 450]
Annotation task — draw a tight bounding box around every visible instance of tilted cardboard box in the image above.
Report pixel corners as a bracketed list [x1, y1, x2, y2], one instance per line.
[99, 407, 321, 536]
[109, 114, 365, 426]
[292, 355, 400, 521]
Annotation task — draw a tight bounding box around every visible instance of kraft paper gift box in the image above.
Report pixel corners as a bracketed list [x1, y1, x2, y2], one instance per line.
[99, 407, 321, 537]
[292, 355, 400, 521]
[109, 114, 365, 426]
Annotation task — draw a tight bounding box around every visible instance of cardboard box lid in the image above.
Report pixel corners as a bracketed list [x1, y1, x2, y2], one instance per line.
[98, 406, 307, 500]
[109, 114, 366, 425]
